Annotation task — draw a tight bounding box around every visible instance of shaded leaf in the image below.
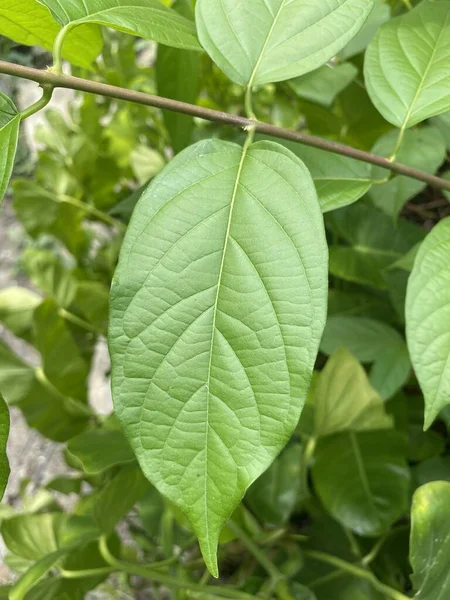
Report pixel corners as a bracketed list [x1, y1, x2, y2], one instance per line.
[67, 428, 135, 474]
[109, 138, 328, 575]
[312, 430, 410, 536]
[339, 0, 390, 60]
[196, 0, 374, 86]
[289, 63, 358, 108]
[246, 443, 302, 526]
[0, 393, 10, 501]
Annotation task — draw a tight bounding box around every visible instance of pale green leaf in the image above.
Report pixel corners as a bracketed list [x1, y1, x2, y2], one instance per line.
[312, 430, 409, 536]
[0, 0, 102, 70]
[37, 0, 201, 51]
[9, 551, 66, 600]
[109, 138, 328, 575]
[339, 0, 390, 60]
[410, 481, 450, 599]
[246, 443, 302, 525]
[0, 93, 20, 206]
[406, 217, 450, 429]
[314, 348, 392, 438]
[196, 0, 375, 86]
[321, 316, 411, 400]
[0, 393, 10, 501]
[156, 0, 201, 153]
[130, 145, 165, 185]
[282, 143, 373, 213]
[365, 0, 450, 128]
[369, 127, 446, 218]
[289, 63, 358, 108]
[0, 287, 41, 341]
[432, 110, 450, 151]
[67, 428, 135, 474]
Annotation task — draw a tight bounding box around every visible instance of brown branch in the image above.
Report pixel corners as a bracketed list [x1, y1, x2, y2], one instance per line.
[2, 59, 450, 192]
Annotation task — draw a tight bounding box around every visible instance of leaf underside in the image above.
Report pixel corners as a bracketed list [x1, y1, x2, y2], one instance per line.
[109, 139, 328, 575]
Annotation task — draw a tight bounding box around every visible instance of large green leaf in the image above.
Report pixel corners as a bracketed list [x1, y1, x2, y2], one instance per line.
[312, 430, 409, 536]
[406, 218, 450, 429]
[246, 443, 302, 525]
[0, 93, 20, 205]
[410, 481, 450, 599]
[288, 63, 358, 108]
[321, 316, 411, 400]
[156, 0, 201, 153]
[0, 393, 10, 501]
[0, 0, 102, 69]
[365, 0, 450, 128]
[369, 127, 446, 219]
[313, 348, 392, 438]
[196, 0, 374, 86]
[109, 138, 328, 575]
[37, 0, 201, 51]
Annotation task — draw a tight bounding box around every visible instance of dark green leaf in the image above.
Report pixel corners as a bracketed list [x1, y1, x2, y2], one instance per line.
[66, 429, 135, 474]
[312, 430, 410, 536]
[246, 443, 302, 526]
[0, 393, 10, 501]
[289, 63, 357, 108]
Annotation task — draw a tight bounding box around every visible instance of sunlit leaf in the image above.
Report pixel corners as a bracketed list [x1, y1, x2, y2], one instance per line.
[406, 217, 450, 429]
[0, 93, 20, 206]
[196, 0, 374, 86]
[110, 138, 328, 575]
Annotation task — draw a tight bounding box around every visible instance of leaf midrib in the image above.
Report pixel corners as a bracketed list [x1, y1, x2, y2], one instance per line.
[203, 140, 250, 560]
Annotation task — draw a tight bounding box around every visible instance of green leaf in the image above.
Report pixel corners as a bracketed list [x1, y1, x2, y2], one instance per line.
[37, 0, 201, 51]
[1, 513, 98, 560]
[34, 299, 89, 402]
[0, 0, 102, 70]
[0, 287, 41, 341]
[415, 456, 450, 487]
[410, 481, 450, 599]
[156, 0, 201, 153]
[321, 316, 411, 400]
[312, 430, 410, 536]
[109, 138, 328, 576]
[406, 217, 450, 429]
[339, 0, 391, 60]
[327, 202, 424, 289]
[0, 93, 20, 205]
[93, 463, 149, 534]
[67, 428, 135, 474]
[284, 144, 373, 213]
[130, 145, 165, 185]
[73, 281, 109, 333]
[0, 340, 89, 442]
[369, 127, 446, 218]
[432, 109, 450, 151]
[9, 551, 66, 600]
[45, 476, 82, 495]
[0, 393, 10, 501]
[246, 443, 302, 526]
[313, 348, 392, 438]
[289, 63, 358, 108]
[196, 0, 375, 86]
[365, 0, 450, 128]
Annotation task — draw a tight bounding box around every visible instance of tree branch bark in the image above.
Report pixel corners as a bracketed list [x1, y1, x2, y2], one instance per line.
[2, 59, 450, 192]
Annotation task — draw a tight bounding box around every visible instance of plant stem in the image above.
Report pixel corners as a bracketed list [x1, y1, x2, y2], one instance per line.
[1, 60, 450, 192]
[60, 566, 115, 578]
[303, 550, 411, 600]
[57, 194, 126, 229]
[59, 308, 102, 335]
[52, 25, 71, 74]
[98, 537, 256, 600]
[19, 85, 54, 121]
[300, 436, 316, 497]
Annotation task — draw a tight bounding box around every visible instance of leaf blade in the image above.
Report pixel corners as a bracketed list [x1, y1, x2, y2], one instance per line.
[109, 138, 328, 575]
